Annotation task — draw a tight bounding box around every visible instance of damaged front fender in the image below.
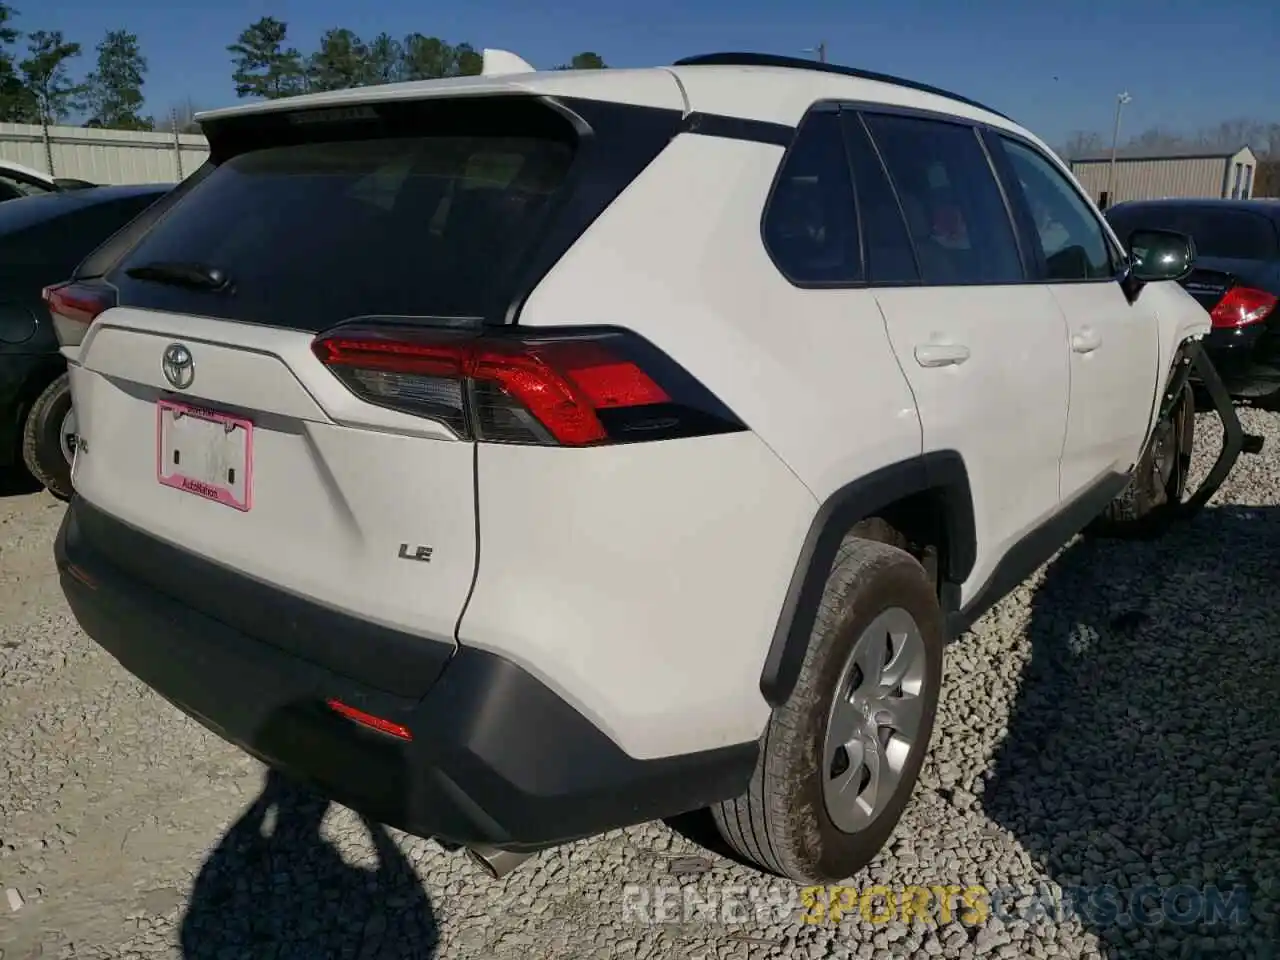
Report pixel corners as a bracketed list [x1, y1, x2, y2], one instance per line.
[1174, 339, 1260, 518]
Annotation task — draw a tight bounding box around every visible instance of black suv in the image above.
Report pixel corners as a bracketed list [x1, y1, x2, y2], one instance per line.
[1105, 198, 1280, 399]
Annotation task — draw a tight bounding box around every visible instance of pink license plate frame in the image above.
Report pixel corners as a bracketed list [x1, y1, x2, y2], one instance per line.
[155, 399, 254, 512]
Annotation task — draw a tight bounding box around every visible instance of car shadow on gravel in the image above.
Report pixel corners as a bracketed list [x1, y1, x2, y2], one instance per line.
[983, 505, 1280, 959]
[179, 765, 439, 958]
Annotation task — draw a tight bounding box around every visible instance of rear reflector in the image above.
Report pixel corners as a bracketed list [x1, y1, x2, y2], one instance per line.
[326, 698, 413, 740]
[312, 325, 745, 446]
[42, 280, 117, 347]
[1210, 287, 1277, 329]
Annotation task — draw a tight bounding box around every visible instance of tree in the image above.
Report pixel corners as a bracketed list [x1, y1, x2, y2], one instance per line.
[19, 29, 83, 125]
[83, 29, 151, 130]
[401, 33, 455, 80]
[451, 42, 483, 77]
[556, 51, 607, 70]
[228, 17, 305, 99]
[365, 32, 403, 85]
[0, 3, 35, 122]
[307, 27, 369, 92]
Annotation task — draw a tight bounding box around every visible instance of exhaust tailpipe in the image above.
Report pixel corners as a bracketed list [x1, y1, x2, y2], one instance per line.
[466, 844, 533, 879]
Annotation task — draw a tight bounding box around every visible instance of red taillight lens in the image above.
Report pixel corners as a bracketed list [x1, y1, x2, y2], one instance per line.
[1209, 287, 1278, 329]
[312, 326, 743, 447]
[42, 280, 116, 347]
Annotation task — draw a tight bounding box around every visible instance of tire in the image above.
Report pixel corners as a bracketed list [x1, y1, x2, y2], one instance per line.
[712, 536, 944, 883]
[1087, 381, 1193, 539]
[21, 373, 75, 501]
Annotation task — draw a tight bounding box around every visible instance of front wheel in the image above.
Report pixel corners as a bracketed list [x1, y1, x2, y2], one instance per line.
[1087, 381, 1194, 539]
[712, 537, 943, 883]
[21, 373, 75, 501]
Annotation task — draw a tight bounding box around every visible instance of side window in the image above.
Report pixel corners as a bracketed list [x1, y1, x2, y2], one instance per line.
[763, 108, 861, 285]
[841, 113, 919, 284]
[999, 137, 1117, 281]
[862, 113, 1024, 285]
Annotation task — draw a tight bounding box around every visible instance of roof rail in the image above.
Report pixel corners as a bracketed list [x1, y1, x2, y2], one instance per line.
[671, 52, 1010, 121]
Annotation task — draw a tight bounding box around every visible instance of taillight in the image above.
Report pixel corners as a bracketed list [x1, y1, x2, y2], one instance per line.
[42, 280, 117, 347]
[1209, 287, 1277, 329]
[312, 325, 746, 446]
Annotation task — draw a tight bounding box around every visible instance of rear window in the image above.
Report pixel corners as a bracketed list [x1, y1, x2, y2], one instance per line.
[0, 192, 165, 271]
[1106, 206, 1279, 261]
[109, 103, 578, 330]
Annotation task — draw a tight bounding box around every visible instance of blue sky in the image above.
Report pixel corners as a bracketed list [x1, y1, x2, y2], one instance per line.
[24, 0, 1280, 147]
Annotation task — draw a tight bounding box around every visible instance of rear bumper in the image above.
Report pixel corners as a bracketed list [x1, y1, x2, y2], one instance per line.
[56, 496, 757, 850]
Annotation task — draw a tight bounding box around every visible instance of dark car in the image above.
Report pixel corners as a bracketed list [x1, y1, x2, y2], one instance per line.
[1105, 198, 1280, 399]
[0, 183, 172, 498]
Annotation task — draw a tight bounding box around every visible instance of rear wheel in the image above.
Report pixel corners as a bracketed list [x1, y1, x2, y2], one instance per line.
[21, 373, 75, 501]
[712, 536, 943, 883]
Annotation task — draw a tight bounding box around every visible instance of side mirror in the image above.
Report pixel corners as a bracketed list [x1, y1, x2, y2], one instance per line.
[1129, 229, 1196, 282]
[1120, 228, 1195, 303]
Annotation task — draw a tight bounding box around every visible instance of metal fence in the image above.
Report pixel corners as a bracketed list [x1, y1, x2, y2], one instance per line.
[0, 122, 209, 185]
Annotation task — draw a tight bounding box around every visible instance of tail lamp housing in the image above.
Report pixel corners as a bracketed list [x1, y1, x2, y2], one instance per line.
[312, 324, 746, 447]
[42, 280, 117, 347]
[1210, 286, 1277, 330]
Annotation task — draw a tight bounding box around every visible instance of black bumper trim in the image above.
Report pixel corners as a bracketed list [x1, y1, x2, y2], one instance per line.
[56, 497, 758, 849]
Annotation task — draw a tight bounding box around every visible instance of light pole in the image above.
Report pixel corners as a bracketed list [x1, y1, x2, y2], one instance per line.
[804, 42, 827, 63]
[1105, 91, 1131, 208]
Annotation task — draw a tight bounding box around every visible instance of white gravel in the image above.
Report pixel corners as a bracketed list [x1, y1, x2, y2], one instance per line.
[1, 409, 1278, 959]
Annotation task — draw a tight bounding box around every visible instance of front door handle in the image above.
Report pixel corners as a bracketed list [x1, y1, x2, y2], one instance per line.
[1072, 328, 1102, 354]
[914, 343, 971, 368]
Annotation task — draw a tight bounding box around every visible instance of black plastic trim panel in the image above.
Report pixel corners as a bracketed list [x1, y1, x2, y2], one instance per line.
[681, 112, 795, 147]
[759, 450, 975, 707]
[56, 496, 759, 849]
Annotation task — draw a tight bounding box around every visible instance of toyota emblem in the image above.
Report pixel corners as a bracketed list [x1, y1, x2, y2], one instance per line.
[162, 343, 194, 390]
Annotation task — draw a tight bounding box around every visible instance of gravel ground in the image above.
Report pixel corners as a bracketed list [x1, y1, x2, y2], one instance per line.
[1, 409, 1279, 960]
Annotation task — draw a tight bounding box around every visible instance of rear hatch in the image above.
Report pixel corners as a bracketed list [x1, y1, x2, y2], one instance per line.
[50, 94, 621, 699]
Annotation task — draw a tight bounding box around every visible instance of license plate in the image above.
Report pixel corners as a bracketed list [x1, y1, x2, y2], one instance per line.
[156, 399, 253, 511]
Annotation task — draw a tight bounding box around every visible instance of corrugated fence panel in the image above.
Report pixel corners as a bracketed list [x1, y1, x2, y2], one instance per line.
[0, 122, 209, 184]
[1071, 157, 1228, 204]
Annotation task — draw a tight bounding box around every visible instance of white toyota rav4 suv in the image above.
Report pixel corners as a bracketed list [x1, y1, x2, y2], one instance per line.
[47, 51, 1245, 884]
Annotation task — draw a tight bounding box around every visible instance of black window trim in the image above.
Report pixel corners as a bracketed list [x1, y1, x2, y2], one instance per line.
[843, 110, 921, 286]
[983, 128, 1130, 285]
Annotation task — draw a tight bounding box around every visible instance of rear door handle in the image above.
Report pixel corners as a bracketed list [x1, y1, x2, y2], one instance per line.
[1072, 328, 1102, 354]
[913, 343, 971, 368]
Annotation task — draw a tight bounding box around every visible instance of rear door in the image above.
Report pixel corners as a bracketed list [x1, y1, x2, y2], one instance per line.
[990, 134, 1160, 500]
[60, 97, 592, 695]
[850, 110, 1072, 603]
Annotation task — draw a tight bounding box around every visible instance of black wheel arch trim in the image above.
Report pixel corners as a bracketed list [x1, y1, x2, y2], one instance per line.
[759, 449, 976, 707]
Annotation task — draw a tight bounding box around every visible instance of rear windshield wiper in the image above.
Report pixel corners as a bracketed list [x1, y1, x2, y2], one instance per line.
[124, 261, 230, 292]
